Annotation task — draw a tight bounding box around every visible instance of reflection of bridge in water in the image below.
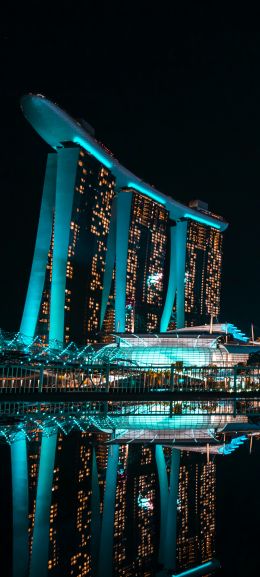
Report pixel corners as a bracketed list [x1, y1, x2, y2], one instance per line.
[2, 361, 260, 577]
[1, 363, 260, 439]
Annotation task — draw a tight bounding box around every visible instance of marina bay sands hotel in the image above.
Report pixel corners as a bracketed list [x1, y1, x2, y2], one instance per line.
[20, 94, 228, 346]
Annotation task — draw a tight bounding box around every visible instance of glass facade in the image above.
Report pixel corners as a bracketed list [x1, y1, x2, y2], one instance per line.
[31, 186, 225, 342]
[123, 445, 159, 576]
[185, 219, 223, 326]
[37, 147, 115, 344]
[35, 191, 224, 343]
[28, 431, 41, 558]
[125, 190, 169, 333]
[177, 452, 216, 572]
[24, 148, 225, 345]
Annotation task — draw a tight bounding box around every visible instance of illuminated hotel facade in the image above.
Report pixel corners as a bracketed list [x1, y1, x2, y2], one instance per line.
[35, 149, 116, 344]
[20, 94, 228, 346]
[184, 200, 223, 327]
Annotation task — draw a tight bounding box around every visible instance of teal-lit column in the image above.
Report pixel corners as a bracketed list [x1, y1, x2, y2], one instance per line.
[115, 191, 133, 332]
[49, 147, 80, 346]
[176, 220, 187, 329]
[100, 198, 117, 329]
[90, 447, 101, 575]
[163, 448, 180, 572]
[29, 431, 58, 577]
[20, 154, 57, 341]
[160, 225, 177, 332]
[98, 444, 119, 577]
[11, 433, 29, 577]
[155, 445, 169, 564]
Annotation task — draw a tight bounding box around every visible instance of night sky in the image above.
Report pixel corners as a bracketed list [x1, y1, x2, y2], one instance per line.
[1, 5, 260, 575]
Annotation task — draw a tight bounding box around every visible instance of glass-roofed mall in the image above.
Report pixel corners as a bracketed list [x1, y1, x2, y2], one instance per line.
[93, 324, 259, 367]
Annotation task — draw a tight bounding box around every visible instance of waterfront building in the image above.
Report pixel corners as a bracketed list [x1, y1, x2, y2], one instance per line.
[20, 95, 228, 346]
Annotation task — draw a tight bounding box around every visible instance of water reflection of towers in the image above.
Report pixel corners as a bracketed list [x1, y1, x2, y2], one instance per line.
[0, 430, 216, 577]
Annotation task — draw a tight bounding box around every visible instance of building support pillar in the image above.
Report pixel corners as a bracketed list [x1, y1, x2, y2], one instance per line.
[98, 444, 119, 577]
[20, 154, 57, 341]
[160, 225, 177, 332]
[49, 147, 80, 346]
[155, 445, 169, 564]
[29, 430, 58, 577]
[11, 433, 29, 577]
[176, 220, 187, 329]
[115, 191, 132, 332]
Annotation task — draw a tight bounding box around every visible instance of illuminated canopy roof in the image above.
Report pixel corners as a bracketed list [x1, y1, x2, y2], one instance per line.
[170, 323, 248, 342]
[92, 324, 260, 366]
[21, 94, 228, 231]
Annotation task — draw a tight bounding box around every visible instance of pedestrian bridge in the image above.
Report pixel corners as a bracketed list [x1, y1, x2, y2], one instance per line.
[0, 363, 260, 442]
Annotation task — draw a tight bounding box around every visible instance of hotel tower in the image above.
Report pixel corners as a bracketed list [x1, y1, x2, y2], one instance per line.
[20, 94, 228, 345]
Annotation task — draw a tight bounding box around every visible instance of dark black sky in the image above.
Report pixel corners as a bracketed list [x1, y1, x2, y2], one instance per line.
[1, 5, 260, 575]
[1, 5, 260, 335]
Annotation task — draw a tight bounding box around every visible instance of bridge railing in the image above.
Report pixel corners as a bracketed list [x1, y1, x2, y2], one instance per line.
[1, 364, 260, 394]
[0, 397, 260, 419]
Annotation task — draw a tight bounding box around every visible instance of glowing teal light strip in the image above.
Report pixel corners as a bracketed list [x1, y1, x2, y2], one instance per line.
[172, 561, 213, 577]
[49, 148, 80, 345]
[127, 181, 166, 205]
[20, 154, 56, 341]
[184, 213, 221, 230]
[73, 136, 113, 169]
[11, 435, 29, 577]
[160, 226, 177, 332]
[176, 220, 187, 329]
[155, 445, 168, 563]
